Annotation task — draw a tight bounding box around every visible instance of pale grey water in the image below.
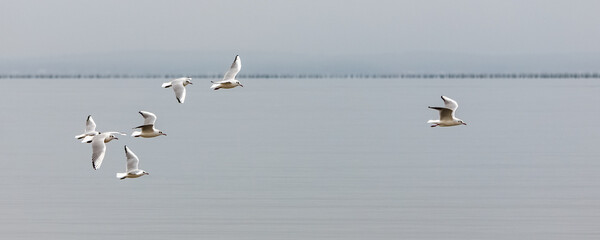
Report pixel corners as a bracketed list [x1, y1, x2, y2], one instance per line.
[1, 78, 599, 239]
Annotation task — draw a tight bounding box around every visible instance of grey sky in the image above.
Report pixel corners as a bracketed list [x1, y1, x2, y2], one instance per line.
[2, 0, 600, 59]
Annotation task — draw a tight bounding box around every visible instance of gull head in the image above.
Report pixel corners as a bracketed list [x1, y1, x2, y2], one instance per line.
[159, 131, 167, 136]
[184, 78, 193, 86]
[458, 120, 467, 125]
[143, 171, 150, 176]
[235, 80, 243, 87]
[105, 134, 119, 143]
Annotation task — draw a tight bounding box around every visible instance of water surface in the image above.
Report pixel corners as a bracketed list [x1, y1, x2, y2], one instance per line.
[1, 78, 599, 239]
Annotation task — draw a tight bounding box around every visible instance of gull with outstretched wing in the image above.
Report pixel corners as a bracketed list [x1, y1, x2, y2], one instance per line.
[211, 55, 243, 90]
[428, 96, 467, 127]
[162, 77, 193, 103]
[116, 145, 149, 180]
[131, 111, 167, 138]
[90, 132, 120, 170]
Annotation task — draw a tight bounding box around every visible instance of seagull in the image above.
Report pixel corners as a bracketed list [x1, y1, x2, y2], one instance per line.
[75, 115, 125, 143]
[428, 96, 467, 127]
[210, 55, 243, 90]
[75, 115, 99, 143]
[162, 77, 193, 103]
[132, 111, 167, 138]
[90, 132, 120, 170]
[116, 145, 149, 180]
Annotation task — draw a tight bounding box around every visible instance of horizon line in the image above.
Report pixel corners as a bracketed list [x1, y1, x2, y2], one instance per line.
[2, 72, 600, 79]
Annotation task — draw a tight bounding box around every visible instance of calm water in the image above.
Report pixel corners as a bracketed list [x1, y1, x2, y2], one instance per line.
[1, 78, 599, 239]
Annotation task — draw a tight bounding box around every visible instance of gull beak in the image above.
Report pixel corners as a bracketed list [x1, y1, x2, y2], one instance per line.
[188, 82, 193, 85]
[162, 133, 167, 136]
[146, 172, 150, 175]
[239, 84, 244, 87]
[462, 122, 467, 125]
[114, 137, 119, 140]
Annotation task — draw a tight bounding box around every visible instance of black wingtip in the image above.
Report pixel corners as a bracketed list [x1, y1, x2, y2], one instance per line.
[176, 97, 181, 103]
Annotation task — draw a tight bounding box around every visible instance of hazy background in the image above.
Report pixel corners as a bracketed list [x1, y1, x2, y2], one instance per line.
[2, 1, 600, 239]
[2, 0, 600, 74]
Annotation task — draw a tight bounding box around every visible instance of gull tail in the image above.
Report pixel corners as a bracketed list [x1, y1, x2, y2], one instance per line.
[427, 120, 440, 124]
[116, 173, 127, 180]
[131, 131, 141, 137]
[161, 82, 172, 88]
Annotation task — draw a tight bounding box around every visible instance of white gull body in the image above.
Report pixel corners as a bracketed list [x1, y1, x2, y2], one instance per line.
[131, 111, 167, 138]
[428, 96, 467, 127]
[116, 145, 149, 180]
[162, 77, 193, 103]
[90, 132, 120, 170]
[210, 55, 243, 90]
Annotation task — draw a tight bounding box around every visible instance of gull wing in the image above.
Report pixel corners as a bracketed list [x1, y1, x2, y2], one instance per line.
[140, 125, 154, 133]
[91, 135, 107, 170]
[124, 145, 140, 172]
[441, 96, 459, 111]
[222, 55, 241, 81]
[161, 81, 172, 88]
[86, 115, 97, 132]
[163, 77, 188, 88]
[103, 131, 126, 136]
[138, 111, 157, 125]
[172, 81, 186, 103]
[132, 125, 154, 131]
[212, 80, 235, 85]
[429, 107, 454, 121]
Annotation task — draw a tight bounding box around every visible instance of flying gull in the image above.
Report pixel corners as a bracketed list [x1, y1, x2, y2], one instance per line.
[116, 145, 149, 180]
[162, 77, 193, 103]
[428, 96, 467, 127]
[131, 111, 167, 138]
[211, 55, 243, 90]
[75, 115, 125, 143]
[90, 132, 120, 170]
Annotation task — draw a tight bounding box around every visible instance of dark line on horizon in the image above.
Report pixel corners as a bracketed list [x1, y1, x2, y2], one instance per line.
[1, 73, 600, 79]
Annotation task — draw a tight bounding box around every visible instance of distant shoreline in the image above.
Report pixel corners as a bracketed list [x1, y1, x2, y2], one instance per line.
[1, 73, 600, 79]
